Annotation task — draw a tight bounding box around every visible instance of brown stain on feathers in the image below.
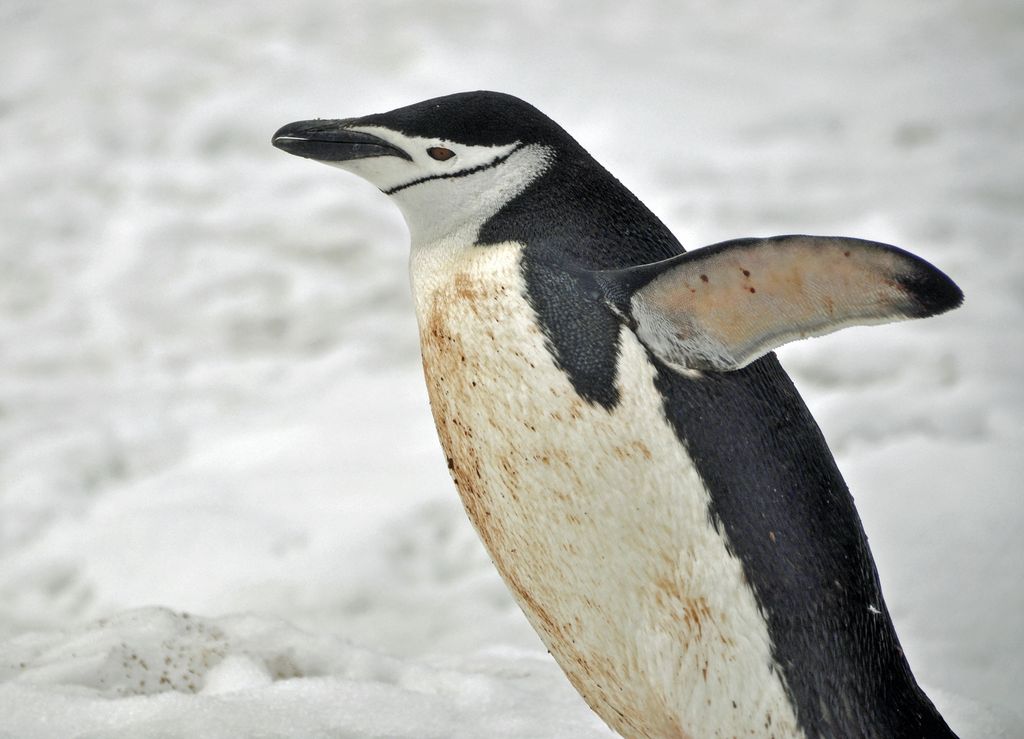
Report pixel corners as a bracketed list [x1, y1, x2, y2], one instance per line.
[416, 258, 797, 739]
[421, 273, 689, 738]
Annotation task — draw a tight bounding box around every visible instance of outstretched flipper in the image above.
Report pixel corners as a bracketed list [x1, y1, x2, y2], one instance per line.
[594, 235, 963, 372]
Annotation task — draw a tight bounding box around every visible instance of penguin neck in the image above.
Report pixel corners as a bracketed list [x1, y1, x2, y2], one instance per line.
[476, 147, 685, 269]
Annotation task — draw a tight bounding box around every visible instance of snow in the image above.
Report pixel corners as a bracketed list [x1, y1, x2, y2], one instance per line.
[1, 0, 1021, 736]
[0, 607, 607, 738]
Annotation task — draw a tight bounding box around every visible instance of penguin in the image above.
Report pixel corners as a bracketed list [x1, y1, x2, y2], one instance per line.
[272, 91, 963, 739]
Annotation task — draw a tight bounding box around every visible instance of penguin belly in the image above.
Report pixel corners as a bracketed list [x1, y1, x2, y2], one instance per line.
[412, 242, 804, 739]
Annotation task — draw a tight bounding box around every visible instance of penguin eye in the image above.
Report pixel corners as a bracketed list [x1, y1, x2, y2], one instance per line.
[427, 146, 456, 161]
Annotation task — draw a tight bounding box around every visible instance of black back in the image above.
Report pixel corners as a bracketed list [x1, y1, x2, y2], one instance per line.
[372, 92, 958, 738]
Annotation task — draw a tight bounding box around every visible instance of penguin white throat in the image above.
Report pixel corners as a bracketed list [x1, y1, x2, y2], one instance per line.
[302, 124, 553, 248]
[273, 91, 963, 739]
[394, 139, 552, 249]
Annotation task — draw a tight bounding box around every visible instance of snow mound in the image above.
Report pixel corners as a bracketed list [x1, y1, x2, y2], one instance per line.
[0, 608, 613, 738]
[3, 608, 316, 697]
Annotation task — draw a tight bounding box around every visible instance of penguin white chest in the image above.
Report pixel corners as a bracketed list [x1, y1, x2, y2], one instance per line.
[411, 241, 803, 739]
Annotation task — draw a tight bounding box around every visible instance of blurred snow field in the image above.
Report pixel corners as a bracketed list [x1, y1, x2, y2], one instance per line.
[0, 0, 1022, 736]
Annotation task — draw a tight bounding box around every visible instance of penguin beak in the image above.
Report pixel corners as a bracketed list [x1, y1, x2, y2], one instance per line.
[272, 120, 412, 162]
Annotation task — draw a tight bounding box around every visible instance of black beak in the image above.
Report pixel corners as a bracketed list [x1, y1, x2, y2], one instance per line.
[272, 119, 411, 162]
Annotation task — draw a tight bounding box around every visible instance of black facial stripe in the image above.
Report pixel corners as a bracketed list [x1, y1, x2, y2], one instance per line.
[382, 143, 528, 196]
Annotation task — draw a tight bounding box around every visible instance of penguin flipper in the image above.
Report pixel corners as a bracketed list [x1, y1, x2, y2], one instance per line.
[596, 234, 963, 372]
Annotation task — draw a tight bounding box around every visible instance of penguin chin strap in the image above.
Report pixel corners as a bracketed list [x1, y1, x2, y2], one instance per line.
[592, 234, 963, 373]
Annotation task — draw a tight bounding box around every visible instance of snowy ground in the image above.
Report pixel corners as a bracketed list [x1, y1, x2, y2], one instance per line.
[1, 1, 1022, 737]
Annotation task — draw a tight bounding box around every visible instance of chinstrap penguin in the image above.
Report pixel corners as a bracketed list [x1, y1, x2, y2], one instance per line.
[272, 91, 963, 739]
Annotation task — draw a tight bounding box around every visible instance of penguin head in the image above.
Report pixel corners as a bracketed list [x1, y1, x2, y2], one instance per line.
[273, 91, 565, 242]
